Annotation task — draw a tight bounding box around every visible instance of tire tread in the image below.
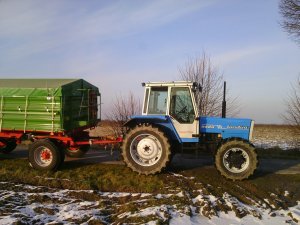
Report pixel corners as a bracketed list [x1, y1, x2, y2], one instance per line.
[215, 138, 258, 181]
[121, 124, 171, 175]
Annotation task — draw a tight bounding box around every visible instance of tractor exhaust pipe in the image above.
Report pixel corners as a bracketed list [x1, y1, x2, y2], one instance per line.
[222, 81, 226, 118]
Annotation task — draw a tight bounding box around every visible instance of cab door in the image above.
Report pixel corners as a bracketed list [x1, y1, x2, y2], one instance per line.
[168, 87, 199, 140]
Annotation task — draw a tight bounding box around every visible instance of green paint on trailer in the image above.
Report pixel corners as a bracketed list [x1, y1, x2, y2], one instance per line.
[0, 79, 100, 133]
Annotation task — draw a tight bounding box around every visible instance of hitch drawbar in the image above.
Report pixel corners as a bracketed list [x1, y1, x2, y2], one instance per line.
[75, 137, 123, 146]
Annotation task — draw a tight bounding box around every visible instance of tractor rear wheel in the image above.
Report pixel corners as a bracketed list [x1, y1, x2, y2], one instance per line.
[122, 125, 171, 175]
[29, 139, 62, 171]
[215, 138, 258, 180]
[65, 145, 90, 158]
[0, 139, 17, 154]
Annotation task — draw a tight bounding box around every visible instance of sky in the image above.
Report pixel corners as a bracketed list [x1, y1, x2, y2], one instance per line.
[0, 0, 299, 124]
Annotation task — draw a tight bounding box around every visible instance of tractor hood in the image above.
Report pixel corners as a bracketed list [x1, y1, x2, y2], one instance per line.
[200, 117, 254, 141]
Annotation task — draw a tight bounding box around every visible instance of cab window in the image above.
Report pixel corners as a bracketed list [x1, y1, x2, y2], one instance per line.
[148, 87, 168, 114]
[169, 87, 195, 123]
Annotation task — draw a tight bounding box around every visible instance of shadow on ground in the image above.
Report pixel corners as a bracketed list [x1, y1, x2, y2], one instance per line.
[1, 145, 300, 176]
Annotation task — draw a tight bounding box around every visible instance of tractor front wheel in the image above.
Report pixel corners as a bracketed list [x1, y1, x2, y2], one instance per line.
[215, 138, 258, 180]
[122, 125, 171, 175]
[29, 139, 62, 171]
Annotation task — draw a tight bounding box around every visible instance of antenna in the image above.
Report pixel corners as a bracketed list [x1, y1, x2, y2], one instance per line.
[222, 81, 226, 118]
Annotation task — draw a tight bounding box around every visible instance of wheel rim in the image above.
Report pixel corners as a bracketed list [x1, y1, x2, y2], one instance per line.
[34, 146, 53, 167]
[130, 134, 163, 167]
[0, 141, 6, 149]
[223, 147, 250, 173]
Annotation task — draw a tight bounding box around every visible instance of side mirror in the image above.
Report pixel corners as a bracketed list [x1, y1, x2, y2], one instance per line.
[198, 84, 203, 92]
[192, 82, 202, 92]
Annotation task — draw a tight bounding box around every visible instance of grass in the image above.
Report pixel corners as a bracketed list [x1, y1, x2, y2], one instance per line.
[1, 149, 300, 189]
[0, 148, 300, 212]
[0, 158, 165, 193]
[1, 154, 300, 225]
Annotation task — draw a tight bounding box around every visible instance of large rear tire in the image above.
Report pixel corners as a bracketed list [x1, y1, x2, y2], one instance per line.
[215, 138, 258, 181]
[122, 125, 171, 175]
[0, 139, 17, 154]
[29, 139, 62, 171]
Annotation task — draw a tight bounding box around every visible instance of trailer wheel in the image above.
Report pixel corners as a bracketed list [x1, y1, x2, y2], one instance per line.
[51, 140, 66, 168]
[59, 148, 65, 167]
[0, 139, 17, 154]
[29, 139, 62, 171]
[122, 125, 171, 175]
[215, 138, 258, 181]
[65, 145, 90, 158]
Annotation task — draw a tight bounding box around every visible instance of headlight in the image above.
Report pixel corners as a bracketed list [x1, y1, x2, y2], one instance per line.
[249, 120, 255, 141]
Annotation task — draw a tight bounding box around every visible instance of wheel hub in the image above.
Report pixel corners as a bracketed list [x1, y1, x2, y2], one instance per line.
[137, 138, 158, 159]
[223, 148, 249, 173]
[41, 150, 51, 160]
[130, 134, 163, 167]
[34, 146, 53, 167]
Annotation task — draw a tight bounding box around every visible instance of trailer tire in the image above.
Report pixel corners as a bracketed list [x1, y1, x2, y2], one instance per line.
[215, 138, 258, 181]
[65, 145, 90, 158]
[29, 139, 62, 171]
[59, 148, 65, 168]
[50, 140, 65, 168]
[0, 139, 17, 154]
[122, 124, 171, 175]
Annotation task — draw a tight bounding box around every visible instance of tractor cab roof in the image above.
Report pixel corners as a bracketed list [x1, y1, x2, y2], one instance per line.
[142, 81, 195, 87]
[142, 81, 201, 92]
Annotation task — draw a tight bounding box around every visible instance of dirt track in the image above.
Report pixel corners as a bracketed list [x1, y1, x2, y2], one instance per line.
[10, 145, 300, 175]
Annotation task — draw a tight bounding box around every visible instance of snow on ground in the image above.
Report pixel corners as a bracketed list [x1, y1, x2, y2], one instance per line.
[252, 125, 300, 150]
[252, 138, 299, 150]
[170, 207, 300, 225]
[0, 180, 299, 225]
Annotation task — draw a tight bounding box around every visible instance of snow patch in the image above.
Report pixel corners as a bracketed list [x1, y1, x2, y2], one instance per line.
[0, 182, 299, 225]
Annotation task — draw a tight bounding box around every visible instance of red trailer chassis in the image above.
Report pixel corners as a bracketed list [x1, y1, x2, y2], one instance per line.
[0, 130, 123, 147]
[0, 127, 123, 171]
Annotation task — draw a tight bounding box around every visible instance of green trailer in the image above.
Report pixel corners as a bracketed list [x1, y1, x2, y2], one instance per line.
[0, 79, 121, 170]
[0, 79, 100, 132]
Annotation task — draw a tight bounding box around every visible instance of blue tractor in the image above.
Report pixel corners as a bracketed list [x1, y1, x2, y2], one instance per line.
[121, 81, 257, 180]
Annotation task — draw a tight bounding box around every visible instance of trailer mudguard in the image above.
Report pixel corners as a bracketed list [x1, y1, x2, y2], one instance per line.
[124, 115, 182, 143]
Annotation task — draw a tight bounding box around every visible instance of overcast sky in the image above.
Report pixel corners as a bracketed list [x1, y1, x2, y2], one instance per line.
[0, 0, 299, 124]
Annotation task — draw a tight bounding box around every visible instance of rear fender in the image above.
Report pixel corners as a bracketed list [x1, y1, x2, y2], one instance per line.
[124, 115, 181, 144]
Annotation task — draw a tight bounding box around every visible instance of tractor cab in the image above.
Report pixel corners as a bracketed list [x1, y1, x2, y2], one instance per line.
[142, 82, 200, 140]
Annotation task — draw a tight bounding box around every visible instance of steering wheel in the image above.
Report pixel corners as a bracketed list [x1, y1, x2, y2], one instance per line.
[175, 106, 189, 122]
[176, 106, 187, 115]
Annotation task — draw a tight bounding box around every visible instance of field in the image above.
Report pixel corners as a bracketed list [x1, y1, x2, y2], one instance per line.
[0, 124, 299, 224]
[252, 124, 300, 150]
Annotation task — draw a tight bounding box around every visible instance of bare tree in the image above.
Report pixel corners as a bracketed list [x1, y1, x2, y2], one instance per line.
[106, 92, 141, 136]
[179, 52, 240, 117]
[279, 0, 300, 45]
[283, 76, 300, 131]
